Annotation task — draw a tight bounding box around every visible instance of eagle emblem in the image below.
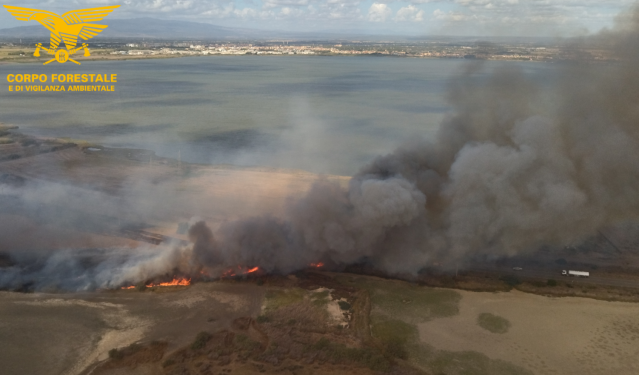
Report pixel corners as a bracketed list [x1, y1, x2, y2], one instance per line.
[3, 5, 120, 65]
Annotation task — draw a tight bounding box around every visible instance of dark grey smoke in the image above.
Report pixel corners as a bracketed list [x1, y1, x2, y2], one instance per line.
[188, 6, 639, 276]
[3, 6, 639, 290]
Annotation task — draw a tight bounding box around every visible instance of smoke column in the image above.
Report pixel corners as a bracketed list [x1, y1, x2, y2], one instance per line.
[3, 6, 639, 290]
[191, 6, 639, 276]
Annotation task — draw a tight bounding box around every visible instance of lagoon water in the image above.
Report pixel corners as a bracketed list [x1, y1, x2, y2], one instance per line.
[0, 56, 558, 175]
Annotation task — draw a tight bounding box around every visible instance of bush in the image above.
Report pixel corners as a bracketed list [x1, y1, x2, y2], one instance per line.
[256, 315, 270, 323]
[338, 301, 352, 311]
[382, 337, 408, 359]
[371, 319, 418, 344]
[108, 348, 123, 360]
[370, 318, 417, 361]
[311, 338, 391, 372]
[191, 331, 212, 350]
[312, 337, 331, 350]
[235, 333, 261, 351]
[547, 279, 558, 287]
[477, 313, 511, 334]
[499, 275, 521, 287]
[162, 359, 176, 367]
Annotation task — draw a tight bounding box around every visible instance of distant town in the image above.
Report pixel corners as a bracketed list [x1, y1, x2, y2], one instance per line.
[0, 39, 618, 63]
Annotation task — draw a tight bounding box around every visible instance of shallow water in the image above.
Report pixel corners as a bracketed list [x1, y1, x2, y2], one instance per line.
[0, 56, 558, 175]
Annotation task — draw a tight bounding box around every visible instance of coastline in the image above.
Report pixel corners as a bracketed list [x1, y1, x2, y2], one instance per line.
[0, 50, 556, 65]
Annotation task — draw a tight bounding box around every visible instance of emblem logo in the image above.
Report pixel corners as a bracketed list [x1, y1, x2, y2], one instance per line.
[3, 5, 120, 65]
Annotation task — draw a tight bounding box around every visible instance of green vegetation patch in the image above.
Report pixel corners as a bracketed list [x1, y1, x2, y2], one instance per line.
[408, 344, 533, 375]
[107, 343, 142, 361]
[108, 348, 123, 360]
[338, 275, 461, 322]
[371, 317, 419, 344]
[191, 331, 212, 350]
[500, 275, 521, 287]
[162, 358, 176, 368]
[263, 288, 306, 311]
[234, 333, 261, 352]
[477, 313, 511, 334]
[256, 314, 270, 323]
[311, 337, 393, 372]
[55, 137, 98, 148]
[371, 317, 419, 360]
[310, 290, 330, 307]
[338, 301, 352, 311]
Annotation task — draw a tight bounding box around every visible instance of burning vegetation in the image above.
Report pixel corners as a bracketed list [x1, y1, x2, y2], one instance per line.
[2, 6, 639, 297]
[121, 277, 191, 290]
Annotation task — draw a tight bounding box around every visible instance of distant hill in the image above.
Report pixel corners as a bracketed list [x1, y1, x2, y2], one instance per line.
[0, 18, 262, 40]
[0, 18, 552, 43]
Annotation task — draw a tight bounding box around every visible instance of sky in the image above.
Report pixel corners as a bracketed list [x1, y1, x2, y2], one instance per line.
[0, 0, 635, 37]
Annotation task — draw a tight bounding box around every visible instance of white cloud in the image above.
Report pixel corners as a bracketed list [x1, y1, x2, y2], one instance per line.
[368, 2, 392, 22]
[0, 0, 635, 36]
[395, 5, 424, 22]
[263, 0, 309, 10]
[433, 8, 470, 22]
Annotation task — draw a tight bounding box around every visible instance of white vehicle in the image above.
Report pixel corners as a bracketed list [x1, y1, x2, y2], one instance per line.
[513, 267, 523, 271]
[562, 270, 590, 278]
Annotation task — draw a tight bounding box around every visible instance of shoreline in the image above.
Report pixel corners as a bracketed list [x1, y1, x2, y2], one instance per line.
[0, 52, 559, 65]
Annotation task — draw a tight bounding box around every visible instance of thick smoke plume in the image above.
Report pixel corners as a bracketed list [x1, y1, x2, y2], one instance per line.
[188, 6, 639, 276]
[3, 6, 639, 290]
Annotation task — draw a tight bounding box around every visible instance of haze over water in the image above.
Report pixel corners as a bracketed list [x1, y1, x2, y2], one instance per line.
[0, 56, 557, 175]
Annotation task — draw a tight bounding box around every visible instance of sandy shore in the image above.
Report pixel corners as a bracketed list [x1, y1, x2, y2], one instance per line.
[418, 289, 639, 375]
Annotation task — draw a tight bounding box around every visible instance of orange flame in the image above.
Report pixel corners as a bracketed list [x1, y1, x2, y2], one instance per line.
[147, 277, 191, 287]
[120, 277, 191, 290]
[221, 266, 260, 278]
[310, 262, 324, 268]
